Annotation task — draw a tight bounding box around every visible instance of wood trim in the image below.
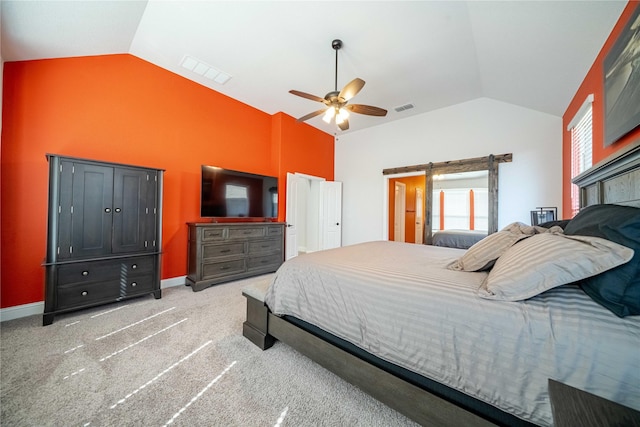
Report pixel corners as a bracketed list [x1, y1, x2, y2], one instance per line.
[382, 153, 512, 176]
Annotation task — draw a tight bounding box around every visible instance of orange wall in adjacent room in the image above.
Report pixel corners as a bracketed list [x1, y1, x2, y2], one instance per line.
[388, 175, 425, 243]
[562, 1, 640, 218]
[1, 54, 334, 309]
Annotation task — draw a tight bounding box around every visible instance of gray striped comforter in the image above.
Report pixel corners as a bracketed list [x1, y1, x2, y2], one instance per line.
[264, 241, 640, 426]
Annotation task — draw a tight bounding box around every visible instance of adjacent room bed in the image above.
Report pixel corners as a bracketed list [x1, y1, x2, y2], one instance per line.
[432, 229, 487, 249]
[242, 142, 640, 426]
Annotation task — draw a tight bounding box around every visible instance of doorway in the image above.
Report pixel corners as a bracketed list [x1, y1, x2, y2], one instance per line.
[285, 173, 342, 259]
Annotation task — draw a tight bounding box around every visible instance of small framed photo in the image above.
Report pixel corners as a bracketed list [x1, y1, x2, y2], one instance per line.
[531, 207, 557, 226]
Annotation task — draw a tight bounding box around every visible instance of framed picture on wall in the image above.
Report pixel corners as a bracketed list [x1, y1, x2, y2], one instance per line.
[604, 5, 640, 147]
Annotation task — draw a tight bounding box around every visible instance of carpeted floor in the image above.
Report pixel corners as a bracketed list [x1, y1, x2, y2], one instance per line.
[1, 275, 418, 426]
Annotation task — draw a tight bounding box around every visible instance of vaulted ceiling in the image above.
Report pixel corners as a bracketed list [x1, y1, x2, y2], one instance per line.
[0, 1, 627, 135]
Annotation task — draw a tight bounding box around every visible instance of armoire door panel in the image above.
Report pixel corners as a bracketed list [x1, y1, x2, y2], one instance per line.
[56, 161, 75, 259]
[144, 171, 159, 251]
[71, 163, 114, 258]
[112, 168, 147, 253]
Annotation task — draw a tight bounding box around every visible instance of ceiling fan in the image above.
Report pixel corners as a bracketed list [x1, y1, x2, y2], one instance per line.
[290, 39, 387, 131]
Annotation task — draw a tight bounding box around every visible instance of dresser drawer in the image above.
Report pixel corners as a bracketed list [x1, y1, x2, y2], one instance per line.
[266, 226, 283, 237]
[228, 227, 264, 239]
[202, 227, 226, 241]
[202, 242, 245, 259]
[247, 254, 283, 271]
[248, 238, 282, 254]
[202, 259, 245, 279]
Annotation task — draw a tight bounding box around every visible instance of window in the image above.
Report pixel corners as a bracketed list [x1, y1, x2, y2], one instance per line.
[568, 94, 593, 217]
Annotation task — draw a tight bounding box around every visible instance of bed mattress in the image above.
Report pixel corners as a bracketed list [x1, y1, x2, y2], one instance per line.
[264, 241, 640, 426]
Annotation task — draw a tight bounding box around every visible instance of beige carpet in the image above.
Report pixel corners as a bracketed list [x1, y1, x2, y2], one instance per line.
[1, 275, 417, 426]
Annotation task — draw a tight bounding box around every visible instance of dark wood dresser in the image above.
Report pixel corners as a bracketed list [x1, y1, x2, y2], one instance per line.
[43, 155, 163, 325]
[186, 222, 285, 291]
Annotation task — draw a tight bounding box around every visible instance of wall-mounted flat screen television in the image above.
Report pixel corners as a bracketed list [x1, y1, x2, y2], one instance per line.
[201, 166, 278, 219]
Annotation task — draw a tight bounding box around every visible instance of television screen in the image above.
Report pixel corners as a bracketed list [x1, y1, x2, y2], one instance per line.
[201, 166, 278, 219]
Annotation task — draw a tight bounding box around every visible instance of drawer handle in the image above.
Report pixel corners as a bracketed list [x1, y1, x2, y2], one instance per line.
[220, 266, 230, 270]
[131, 282, 137, 287]
[114, 208, 122, 213]
[81, 291, 88, 296]
[82, 271, 89, 276]
[220, 249, 231, 253]
[132, 264, 137, 269]
[243, 231, 253, 234]
[104, 208, 111, 213]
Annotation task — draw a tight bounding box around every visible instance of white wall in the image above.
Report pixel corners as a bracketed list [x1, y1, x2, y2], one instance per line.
[335, 98, 562, 246]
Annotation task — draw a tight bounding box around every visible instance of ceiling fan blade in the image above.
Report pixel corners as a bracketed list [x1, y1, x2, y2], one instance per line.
[339, 78, 365, 101]
[289, 90, 326, 103]
[297, 109, 327, 122]
[346, 104, 388, 117]
[338, 119, 350, 131]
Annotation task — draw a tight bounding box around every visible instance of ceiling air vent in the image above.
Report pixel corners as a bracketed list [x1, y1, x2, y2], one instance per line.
[394, 103, 415, 113]
[180, 55, 232, 85]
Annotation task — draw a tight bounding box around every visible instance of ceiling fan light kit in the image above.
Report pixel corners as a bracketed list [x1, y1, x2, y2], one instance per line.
[290, 39, 387, 131]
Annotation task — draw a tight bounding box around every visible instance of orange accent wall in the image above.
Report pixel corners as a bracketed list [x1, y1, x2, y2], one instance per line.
[562, 1, 640, 218]
[0, 54, 334, 309]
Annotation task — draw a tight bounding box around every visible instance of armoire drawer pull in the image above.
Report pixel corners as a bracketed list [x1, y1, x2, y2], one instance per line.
[132, 264, 137, 269]
[81, 291, 88, 296]
[131, 282, 137, 287]
[82, 271, 89, 276]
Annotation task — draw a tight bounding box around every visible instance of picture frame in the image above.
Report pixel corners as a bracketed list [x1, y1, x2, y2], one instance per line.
[530, 207, 557, 226]
[603, 5, 640, 147]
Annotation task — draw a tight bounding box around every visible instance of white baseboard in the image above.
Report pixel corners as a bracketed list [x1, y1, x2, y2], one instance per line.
[1, 276, 188, 322]
[0, 301, 45, 322]
[161, 276, 186, 289]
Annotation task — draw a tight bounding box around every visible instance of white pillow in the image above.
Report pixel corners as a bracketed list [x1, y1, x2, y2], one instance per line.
[447, 222, 550, 272]
[476, 233, 634, 301]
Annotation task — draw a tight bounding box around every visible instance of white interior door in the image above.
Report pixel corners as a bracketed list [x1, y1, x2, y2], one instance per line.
[415, 187, 424, 244]
[320, 181, 342, 250]
[394, 182, 406, 242]
[285, 172, 299, 260]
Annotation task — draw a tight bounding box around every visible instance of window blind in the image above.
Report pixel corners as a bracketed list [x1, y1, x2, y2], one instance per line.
[568, 95, 593, 217]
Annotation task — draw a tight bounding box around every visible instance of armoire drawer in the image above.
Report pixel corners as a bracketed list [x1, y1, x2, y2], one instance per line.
[57, 257, 155, 286]
[56, 280, 121, 309]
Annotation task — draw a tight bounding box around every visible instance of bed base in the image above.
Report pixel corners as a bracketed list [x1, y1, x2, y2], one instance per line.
[243, 292, 498, 427]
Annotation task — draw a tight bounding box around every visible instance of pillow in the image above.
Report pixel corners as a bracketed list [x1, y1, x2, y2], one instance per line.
[476, 233, 634, 301]
[563, 204, 640, 317]
[448, 221, 559, 272]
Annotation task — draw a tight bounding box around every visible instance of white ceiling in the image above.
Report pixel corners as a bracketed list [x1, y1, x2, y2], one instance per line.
[0, 1, 627, 135]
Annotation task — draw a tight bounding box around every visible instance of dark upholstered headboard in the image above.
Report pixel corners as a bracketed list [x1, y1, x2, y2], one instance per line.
[573, 140, 640, 209]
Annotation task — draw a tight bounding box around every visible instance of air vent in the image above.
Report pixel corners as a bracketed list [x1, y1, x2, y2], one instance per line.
[394, 103, 415, 112]
[180, 55, 232, 85]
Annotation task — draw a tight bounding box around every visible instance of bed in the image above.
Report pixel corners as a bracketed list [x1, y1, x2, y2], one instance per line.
[432, 229, 487, 249]
[242, 141, 640, 426]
